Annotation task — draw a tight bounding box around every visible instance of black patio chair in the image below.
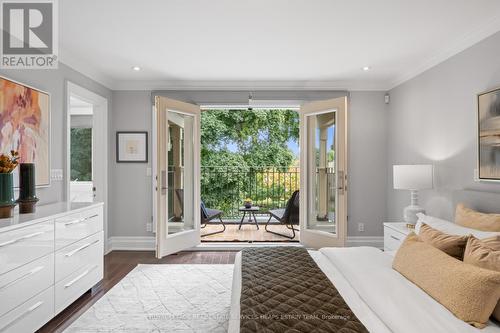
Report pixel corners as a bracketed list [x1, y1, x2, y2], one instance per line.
[265, 190, 299, 239]
[175, 189, 226, 237]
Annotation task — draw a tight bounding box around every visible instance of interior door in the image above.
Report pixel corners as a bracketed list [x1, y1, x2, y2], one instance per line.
[299, 97, 348, 248]
[154, 96, 201, 258]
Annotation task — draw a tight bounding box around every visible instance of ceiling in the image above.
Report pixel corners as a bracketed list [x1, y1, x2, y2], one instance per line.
[59, 0, 500, 90]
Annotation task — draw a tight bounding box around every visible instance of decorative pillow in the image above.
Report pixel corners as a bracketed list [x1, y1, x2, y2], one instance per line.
[416, 213, 500, 239]
[418, 223, 469, 259]
[463, 235, 500, 322]
[393, 233, 500, 328]
[455, 203, 500, 232]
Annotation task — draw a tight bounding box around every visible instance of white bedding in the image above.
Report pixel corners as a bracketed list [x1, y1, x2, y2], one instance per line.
[228, 247, 500, 333]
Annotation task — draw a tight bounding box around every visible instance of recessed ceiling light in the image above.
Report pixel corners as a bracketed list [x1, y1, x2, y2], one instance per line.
[362, 66, 371, 71]
[132, 66, 141, 71]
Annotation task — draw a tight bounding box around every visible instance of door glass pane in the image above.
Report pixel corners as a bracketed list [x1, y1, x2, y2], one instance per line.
[167, 110, 195, 234]
[306, 111, 336, 234]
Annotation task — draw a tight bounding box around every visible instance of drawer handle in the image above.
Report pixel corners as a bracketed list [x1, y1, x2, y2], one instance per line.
[390, 235, 400, 241]
[64, 265, 97, 288]
[83, 214, 99, 221]
[65, 239, 100, 257]
[0, 231, 45, 248]
[0, 266, 44, 291]
[64, 214, 98, 226]
[0, 300, 44, 331]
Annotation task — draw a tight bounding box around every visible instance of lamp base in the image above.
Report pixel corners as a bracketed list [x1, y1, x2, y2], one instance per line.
[403, 205, 425, 224]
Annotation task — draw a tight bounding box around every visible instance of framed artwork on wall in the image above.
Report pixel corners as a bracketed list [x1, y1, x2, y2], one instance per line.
[0, 76, 50, 187]
[116, 131, 148, 163]
[478, 87, 500, 181]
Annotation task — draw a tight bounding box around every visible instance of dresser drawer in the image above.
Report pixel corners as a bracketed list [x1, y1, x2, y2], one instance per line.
[55, 263, 103, 315]
[55, 206, 103, 250]
[55, 231, 103, 283]
[0, 286, 54, 333]
[0, 220, 54, 275]
[384, 227, 406, 251]
[0, 254, 54, 317]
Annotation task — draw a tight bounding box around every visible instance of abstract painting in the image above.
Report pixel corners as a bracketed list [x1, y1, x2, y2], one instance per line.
[116, 131, 148, 163]
[0, 77, 50, 186]
[478, 87, 500, 180]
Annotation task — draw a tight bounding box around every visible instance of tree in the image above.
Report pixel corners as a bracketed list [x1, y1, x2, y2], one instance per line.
[200, 109, 299, 217]
[70, 128, 92, 181]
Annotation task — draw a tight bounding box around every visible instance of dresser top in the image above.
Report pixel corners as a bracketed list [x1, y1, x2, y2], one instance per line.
[0, 202, 103, 232]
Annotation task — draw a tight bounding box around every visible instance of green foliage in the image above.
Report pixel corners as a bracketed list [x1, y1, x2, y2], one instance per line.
[201, 110, 299, 217]
[70, 128, 92, 181]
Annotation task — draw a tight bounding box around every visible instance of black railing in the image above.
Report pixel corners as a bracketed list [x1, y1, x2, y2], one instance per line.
[201, 166, 300, 219]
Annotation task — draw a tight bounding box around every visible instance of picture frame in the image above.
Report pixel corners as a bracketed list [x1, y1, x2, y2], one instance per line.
[116, 131, 148, 163]
[477, 87, 500, 181]
[0, 75, 51, 187]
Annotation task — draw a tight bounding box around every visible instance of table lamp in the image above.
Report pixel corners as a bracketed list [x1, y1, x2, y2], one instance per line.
[393, 164, 433, 224]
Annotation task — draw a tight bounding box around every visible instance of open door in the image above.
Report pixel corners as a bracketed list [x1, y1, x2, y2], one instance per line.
[299, 97, 348, 249]
[154, 96, 201, 258]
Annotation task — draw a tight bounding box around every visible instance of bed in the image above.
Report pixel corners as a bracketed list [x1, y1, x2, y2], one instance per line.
[228, 190, 500, 333]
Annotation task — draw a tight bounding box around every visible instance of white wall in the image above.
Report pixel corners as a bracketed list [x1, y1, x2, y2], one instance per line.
[109, 91, 153, 237]
[109, 91, 389, 237]
[348, 92, 388, 236]
[0, 63, 112, 205]
[387, 31, 500, 222]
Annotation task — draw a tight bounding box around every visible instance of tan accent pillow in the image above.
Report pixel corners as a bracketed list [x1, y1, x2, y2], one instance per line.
[463, 235, 500, 322]
[419, 223, 468, 259]
[393, 233, 500, 328]
[455, 203, 500, 232]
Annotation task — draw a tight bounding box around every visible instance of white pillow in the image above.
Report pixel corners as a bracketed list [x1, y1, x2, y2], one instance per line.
[416, 213, 500, 239]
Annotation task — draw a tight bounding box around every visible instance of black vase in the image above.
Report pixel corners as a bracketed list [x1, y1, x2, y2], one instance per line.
[17, 163, 39, 214]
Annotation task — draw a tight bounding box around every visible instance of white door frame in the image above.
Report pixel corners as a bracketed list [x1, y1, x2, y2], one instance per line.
[153, 96, 201, 258]
[299, 97, 348, 249]
[65, 81, 109, 249]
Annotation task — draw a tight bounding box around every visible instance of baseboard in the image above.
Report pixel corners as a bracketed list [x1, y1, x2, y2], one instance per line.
[346, 236, 384, 249]
[107, 236, 156, 251]
[107, 235, 384, 252]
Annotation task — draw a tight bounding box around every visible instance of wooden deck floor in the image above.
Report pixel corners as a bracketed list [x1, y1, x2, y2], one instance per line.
[201, 223, 299, 242]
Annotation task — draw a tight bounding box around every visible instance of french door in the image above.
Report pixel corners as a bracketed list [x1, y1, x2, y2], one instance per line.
[154, 96, 201, 258]
[299, 97, 348, 248]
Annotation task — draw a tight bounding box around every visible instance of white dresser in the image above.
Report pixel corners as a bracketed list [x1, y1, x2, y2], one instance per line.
[0, 202, 104, 333]
[383, 222, 412, 251]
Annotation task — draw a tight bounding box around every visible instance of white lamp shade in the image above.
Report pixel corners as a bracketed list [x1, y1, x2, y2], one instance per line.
[393, 165, 433, 190]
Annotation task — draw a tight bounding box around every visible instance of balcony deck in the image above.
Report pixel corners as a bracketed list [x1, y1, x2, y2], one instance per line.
[201, 222, 299, 242]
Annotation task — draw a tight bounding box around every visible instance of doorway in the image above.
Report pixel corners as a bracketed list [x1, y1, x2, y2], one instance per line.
[153, 96, 347, 257]
[65, 82, 109, 246]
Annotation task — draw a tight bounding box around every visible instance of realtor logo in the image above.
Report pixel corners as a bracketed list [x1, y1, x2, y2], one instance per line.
[1, 0, 58, 69]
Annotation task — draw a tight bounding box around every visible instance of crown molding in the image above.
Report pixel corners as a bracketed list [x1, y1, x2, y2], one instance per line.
[111, 79, 388, 91]
[59, 48, 116, 89]
[388, 14, 500, 90]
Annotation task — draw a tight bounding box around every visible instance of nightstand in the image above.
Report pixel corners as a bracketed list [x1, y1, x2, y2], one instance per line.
[383, 222, 413, 251]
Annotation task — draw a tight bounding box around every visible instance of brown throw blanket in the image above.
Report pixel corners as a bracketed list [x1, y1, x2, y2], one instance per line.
[240, 247, 369, 333]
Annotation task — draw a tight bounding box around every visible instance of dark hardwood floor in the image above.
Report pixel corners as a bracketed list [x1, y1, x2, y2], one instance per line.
[38, 251, 237, 333]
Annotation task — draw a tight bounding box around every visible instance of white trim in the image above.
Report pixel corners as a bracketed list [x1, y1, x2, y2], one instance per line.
[65, 82, 109, 251]
[346, 236, 384, 249]
[107, 236, 156, 252]
[106, 236, 383, 252]
[389, 13, 500, 89]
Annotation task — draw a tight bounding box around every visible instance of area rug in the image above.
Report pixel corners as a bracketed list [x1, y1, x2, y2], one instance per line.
[65, 264, 234, 333]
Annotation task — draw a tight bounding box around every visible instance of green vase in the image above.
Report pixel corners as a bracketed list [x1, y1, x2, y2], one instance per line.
[0, 173, 15, 218]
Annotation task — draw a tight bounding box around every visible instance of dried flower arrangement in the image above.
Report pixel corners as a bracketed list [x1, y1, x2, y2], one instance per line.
[0, 151, 19, 173]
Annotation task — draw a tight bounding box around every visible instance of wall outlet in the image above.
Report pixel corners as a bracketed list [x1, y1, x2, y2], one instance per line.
[146, 223, 152, 232]
[358, 223, 364, 232]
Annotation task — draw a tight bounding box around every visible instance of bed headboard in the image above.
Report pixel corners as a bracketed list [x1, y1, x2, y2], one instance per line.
[452, 190, 500, 217]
